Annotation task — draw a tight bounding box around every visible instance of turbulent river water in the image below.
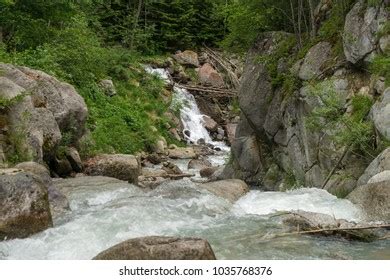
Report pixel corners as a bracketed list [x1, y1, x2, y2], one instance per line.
[0, 68, 389, 260]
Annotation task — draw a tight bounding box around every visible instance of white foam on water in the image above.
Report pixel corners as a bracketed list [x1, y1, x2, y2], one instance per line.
[233, 188, 363, 222]
[172, 86, 212, 144]
[144, 66, 170, 82]
[145, 66, 218, 145]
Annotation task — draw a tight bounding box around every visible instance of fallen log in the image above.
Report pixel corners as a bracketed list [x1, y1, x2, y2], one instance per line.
[273, 224, 390, 242]
[176, 83, 237, 96]
[142, 173, 195, 180]
[231, 224, 390, 243]
[203, 45, 241, 89]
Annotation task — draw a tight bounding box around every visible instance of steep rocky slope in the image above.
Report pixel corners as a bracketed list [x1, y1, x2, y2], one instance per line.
[223, 0, 389, 196]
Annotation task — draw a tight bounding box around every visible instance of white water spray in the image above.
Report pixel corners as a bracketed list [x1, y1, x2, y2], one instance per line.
[145, 66, 215, 144]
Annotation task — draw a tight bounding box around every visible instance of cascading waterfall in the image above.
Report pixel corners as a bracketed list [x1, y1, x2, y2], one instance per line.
[171, 86, 212, 144]
[145, 66, 214, 145]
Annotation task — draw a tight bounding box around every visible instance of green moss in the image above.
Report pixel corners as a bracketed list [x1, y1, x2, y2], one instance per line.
[0, 94, 26, 110]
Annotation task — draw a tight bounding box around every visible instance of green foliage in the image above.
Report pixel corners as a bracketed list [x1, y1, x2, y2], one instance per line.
[256, 35, 301, 96]
[0, 2, 180, 157]
[6, 118, 33, 164]
[220, 0, 288, 52]
[370, 54, 390, 86]
[367, 0, 382, 6]
[0, 94, 26, 110]
[306, 80, 376, 159]
[89, 0, 225, 52]
[281, 169, 303, 191]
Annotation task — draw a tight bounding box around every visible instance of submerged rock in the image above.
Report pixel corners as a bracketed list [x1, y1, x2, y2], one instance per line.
[199, 179, 249, 203]
[0, 170, 52, 239]
[84, 154, 140, 184]
[347, 180, 390, 222]
[282, 210, 381, 242]
[93, 236, 216, 260]
[162, 161, 183, 175]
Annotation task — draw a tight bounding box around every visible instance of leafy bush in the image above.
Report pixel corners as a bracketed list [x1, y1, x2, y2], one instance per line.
[306, 80, 376, 159]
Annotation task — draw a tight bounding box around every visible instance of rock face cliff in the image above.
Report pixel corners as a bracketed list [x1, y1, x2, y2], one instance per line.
[224, 0, 389, 195]
[0, 63, 88, 175]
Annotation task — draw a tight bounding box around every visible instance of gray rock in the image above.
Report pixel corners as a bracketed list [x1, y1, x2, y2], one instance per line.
[173, 50, 199, 67]
[379, 35, 390, 53]
[367, 170, 390, 184]
[93, 236, 216, 260]
[168, 147, 197, 159]
[197, 63, 224, 88]
[357, 147, 390, 186]
[66, 147, 83, 172]
[202, 115, 218, 132]
[0, 63, 88, 164]
[299, 41, 332, 80]
[47, 185, 70, 219]
[0, 170, 52, 239]
[347, 180, 390, 222]
[188, 158, 212, 170]
[200, 166, 219, 178]
[371, 87, 390, 141]
[199, 179, 249, 203]
[343, 0, 389, 64]
[225, 123, 237, 145]
[162, 161, 183, 175]
[99, 79, 116, 97]
[14, 161, 51, 184]
[84, 154, 140, 184]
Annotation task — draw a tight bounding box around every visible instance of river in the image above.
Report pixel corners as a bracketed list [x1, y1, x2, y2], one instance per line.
[0, 68, 388, 260]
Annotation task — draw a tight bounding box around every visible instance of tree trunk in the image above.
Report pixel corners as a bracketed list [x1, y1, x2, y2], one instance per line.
[130, 0, 143, 50]
[289, 0, 301, 49]
[307, 0, 316, 38]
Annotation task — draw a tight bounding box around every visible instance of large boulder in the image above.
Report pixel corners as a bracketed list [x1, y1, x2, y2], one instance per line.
[197, 63, 225, 88]
[168, 147, 197, 159]
[347, 181, 390, 222]
[188, 158, 212, 170]
[173, 50, 199, 67]
[0, 169, 52, 239]
[200, 166, 219, 178]
[357, 147, 390, 186]
[93, 236, 216, 260]
[298, 41, 332, 80]
[0, 63, 88, 164]
[14, 161, 51, 184]
[202, 115, 218, 132]
[343, 0, 389, 64]
[199, 179, 249, 203]
[371, 87, 390, 141]
[84, 154, 140, 184]
[368, 171, 390, 184]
